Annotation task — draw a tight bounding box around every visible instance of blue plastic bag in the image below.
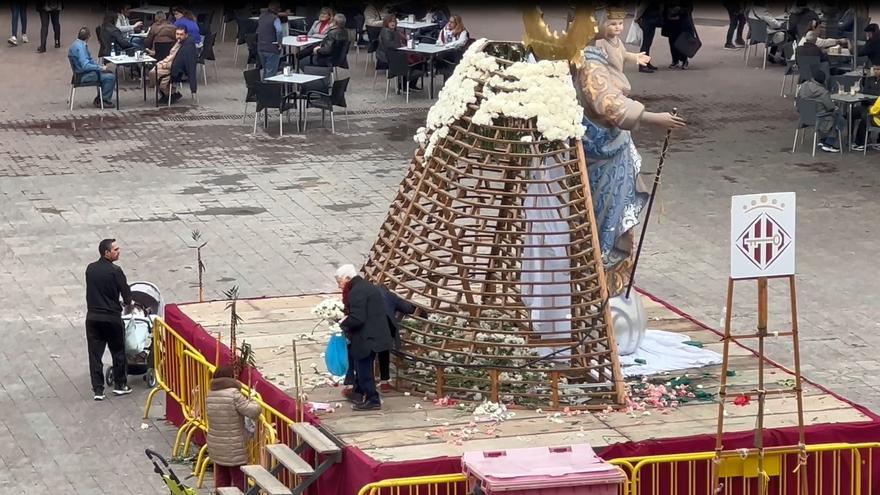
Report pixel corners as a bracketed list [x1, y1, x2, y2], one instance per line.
[325, 334, 349, 377]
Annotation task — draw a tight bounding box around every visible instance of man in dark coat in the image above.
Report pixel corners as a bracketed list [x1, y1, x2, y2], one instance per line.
[85, 238, 132, 401]
[377, 286, 417, 392]
[337, 266, 393, 411]
[169, 28, 198, 101]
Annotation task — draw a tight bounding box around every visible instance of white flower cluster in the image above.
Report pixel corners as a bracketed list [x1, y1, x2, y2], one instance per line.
[312, 298, 345, 336]
[474, 59, 584, 141]
[312, 298, 345, 322]
[472, 400, 515, 422]
[413, 44, 584, 158]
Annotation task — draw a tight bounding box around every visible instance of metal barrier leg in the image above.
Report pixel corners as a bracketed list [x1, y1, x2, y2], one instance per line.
[193, 444, 210, 487]
[182, 425, 201, 459]
[196, 452, 212, 488]
[143, 386, 162, 419]
[172, 420, 195, 458]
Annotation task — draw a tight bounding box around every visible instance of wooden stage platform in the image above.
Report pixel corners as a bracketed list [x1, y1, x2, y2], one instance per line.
[179, 293, 870, 463]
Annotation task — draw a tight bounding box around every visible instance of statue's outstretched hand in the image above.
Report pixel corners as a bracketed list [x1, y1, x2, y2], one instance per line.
[637, 52, 651, 66]
[642, 111, 686, 129]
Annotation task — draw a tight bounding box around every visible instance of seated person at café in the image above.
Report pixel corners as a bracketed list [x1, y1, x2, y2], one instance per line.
[116, 4, 145, 49]
[748, 1, 787, 64]
[852, 64, 880, 151]
[364, 2, 391, 29]
[797, 20, 848, 50]
[303, 13, 348, 67]
[68, 27, 116, 108]
[145, 11, 176, 52]
[171, 6, 202, 45]
[796, 31, 828, 63]
[377, 14, 424, 89]
[308, 7, 334, 38]
[786, 1, 819, 40]
[420, 2, 449, 38]
[148, 26, 194, 104]
[99, 11, 134, 56]
[437, 15, 468, 50]
[799, 68, 845, 153]
[863, 24, 880, 66]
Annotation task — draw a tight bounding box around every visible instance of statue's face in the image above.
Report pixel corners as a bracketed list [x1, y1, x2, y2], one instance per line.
[604, 19, 624, 39]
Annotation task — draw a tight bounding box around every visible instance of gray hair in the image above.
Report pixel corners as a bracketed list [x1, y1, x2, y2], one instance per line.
[155, 11, 166, 21]
[334, 13, 346, 27]
[804, 31, 818, 44]
[335, 264, 357, 279]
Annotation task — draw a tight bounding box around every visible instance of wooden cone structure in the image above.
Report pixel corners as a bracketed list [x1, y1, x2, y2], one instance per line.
[362, 49, 624, 409]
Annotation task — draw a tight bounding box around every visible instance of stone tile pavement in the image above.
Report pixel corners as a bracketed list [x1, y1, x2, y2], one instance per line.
[0, 4, 878, 494]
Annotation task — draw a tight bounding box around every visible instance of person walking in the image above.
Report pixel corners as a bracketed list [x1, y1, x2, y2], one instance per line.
[722, 0, 746, 50]
[85, 238, 132, 401]
[336, 265, 393, 411]
[634, 1, 661, 73]
[36, 0, 61, 53]
[377, 286, 417, 392]
[8, 0, 28, 47]
[256, 1, 283, 79]
[661, 0, 695, 70]
[205, 365, 261, 492]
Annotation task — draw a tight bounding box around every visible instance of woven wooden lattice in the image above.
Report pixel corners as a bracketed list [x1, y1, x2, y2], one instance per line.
[363, 49, 624, 409]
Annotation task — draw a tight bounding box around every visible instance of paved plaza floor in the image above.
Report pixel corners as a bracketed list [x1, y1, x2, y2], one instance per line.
[0, 5, 877, 494]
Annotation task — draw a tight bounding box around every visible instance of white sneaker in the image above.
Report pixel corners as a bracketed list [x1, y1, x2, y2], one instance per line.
[7, 36, 17, 46]
[113, 385, 133, 396]
[94, 392, 106, 401]
[851, 144, 865, 152]
[819, 144, 840, 153]
[21, 34, 28, 43]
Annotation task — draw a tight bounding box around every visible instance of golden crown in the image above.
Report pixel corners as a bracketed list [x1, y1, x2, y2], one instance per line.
[522, 5, 597, 64]
[605, 8, 628, 20]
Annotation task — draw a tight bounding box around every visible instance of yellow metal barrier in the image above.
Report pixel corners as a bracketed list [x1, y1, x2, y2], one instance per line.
[143, 318, 201, 420]
[357, 474, 468, 495]
[356, 443, 880, 495]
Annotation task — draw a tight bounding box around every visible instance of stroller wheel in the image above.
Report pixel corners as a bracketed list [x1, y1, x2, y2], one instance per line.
[105, 367, 114, 387]
[144, 369, 157, 388]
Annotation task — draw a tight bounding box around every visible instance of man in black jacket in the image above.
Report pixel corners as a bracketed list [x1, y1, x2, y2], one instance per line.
[168, 28, 198, 103]
[306, 13, 349, 67]
[337, 267, 393, 411]
[85, 238, 132, 401]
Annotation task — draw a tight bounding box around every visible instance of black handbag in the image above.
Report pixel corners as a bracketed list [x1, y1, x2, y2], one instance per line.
[674, 18, 701, 58]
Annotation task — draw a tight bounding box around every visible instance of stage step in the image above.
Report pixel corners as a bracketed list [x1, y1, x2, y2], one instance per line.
[216, 488, 244, 495]
[240, 464, 291, 495]
[291, 423, 340, 455]
[266, 443, 315, 476]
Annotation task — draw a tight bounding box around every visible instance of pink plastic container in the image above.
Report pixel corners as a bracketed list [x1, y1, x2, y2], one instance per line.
[462, 444, 625, 495]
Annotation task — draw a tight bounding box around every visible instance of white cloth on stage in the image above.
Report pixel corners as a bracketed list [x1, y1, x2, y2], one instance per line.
[619, 329, 722, 377]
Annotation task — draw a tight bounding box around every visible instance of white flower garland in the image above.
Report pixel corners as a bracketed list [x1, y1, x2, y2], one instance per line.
[312, 298, 345, 336]
[413, 40, 585, 159]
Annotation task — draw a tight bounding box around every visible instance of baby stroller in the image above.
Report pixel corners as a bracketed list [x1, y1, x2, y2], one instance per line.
[145, 449, 198, 495]
[105, 281, 164, 389]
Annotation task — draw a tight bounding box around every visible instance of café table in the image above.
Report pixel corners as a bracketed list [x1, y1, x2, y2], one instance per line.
[103, 53, 157, 110]
[831, 92, 878, 152]
[265, 73, 326, 134]
[397, 20, 437, 33]
[282, 36, 323, 72]
[398, 42, 455, 99]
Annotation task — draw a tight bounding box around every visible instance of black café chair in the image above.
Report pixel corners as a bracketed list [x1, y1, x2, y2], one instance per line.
[303, 77, 350, 133]
[153, 41, 175, 62]
[245, 32, 259, 69]
[68, 60, 105, 110]
[198, 32, 218, 85]
[386, 50, 423, 103]
[242, 67, 261, 122]
[792, 98, 843, 157]
[331, 39, 351, 79]
[744, 17, 772, 69]
[252, 81, 298, 136]
[364, 25, 382, 74]
[234, 17, 257, 66]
